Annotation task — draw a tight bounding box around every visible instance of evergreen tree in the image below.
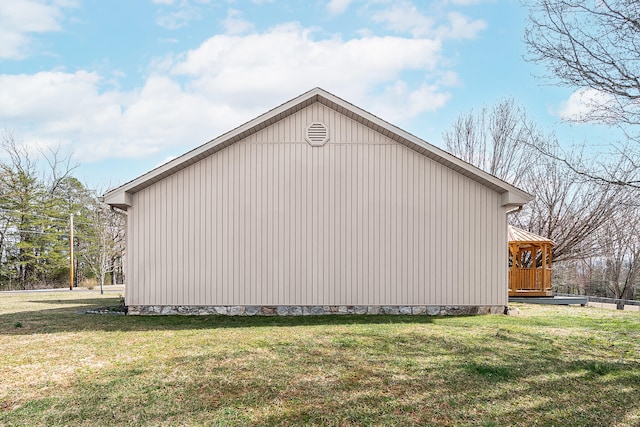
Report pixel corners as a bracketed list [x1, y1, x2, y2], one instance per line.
[0, 134, 125, 290]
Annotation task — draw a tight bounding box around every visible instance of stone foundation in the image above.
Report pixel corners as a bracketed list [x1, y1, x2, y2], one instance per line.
[127, 304, 507, 316]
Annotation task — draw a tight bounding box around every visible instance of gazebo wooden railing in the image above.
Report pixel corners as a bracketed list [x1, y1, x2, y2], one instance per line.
[509, 268, 552, 294]
[508, 226, 555, 297]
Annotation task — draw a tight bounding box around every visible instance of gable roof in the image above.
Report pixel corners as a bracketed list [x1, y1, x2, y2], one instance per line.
[104, 87, 533, 209]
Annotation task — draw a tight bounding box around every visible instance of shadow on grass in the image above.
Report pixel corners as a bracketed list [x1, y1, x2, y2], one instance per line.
[3, 296, 640, 425]
[249, 350, 640, 425]
[479, 362, 640, 426]
[0, 297, 436, 335]
[27, 298, 123, 306]
[5, 336, 638, 426]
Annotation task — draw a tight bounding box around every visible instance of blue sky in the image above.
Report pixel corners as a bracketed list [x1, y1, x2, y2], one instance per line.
[0, 0, 608, 190]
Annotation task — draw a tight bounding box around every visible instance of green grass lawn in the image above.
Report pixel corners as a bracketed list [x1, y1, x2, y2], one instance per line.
[1, 291, 639, 426]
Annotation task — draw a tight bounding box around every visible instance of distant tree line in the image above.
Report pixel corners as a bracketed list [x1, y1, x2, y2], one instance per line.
[0, 133, 124, 290]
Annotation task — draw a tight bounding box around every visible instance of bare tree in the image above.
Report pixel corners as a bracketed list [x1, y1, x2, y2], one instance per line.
[443, 98, 537, 188]
[444, 100, 626, 264]
[526, 138, 640, 190]
[524, 0, 640, 127]
[552, 258, 594, 295]
[80, 192, 125, 293]
[40, 145, 79, 196]
[523, 0, 640, 188]
[512, 149, 624, 262]
[592, 202, 640, 308]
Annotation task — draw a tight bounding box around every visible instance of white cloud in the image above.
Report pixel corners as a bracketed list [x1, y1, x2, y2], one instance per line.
[0, 0, 76, 59]
[156, 8, 199, 30]
[436, 70, 460, 86]
[448, 0, 490, 5]
[221, 9, 254, 35]
[370, 1, 434, 38]
[170, 23, 444, 109]
[438, 12, 486, 39]
[154, 0, 211, 30]
[327, 0, 354, 15]
[152, 0, 212, 4]
[368, 1, 485, 40]
[554, 88, 613, 121]
[0, 71, 104, 121]
[0, 21, 459, 163]
[369, 81, 451, 122]
[0, 70, 244, 161]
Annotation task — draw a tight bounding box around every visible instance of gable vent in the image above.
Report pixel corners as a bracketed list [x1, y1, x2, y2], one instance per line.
[305, 122, 329, 147]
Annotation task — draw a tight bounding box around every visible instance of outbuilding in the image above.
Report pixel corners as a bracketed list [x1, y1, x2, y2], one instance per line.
[508, 225, 555, 297]
[104, 88, 532, 315]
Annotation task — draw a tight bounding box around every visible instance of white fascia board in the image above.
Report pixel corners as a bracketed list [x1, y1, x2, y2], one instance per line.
[103, 190, 132, 209]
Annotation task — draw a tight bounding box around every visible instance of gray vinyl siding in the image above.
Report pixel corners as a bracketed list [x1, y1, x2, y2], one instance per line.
[125, 102, 508, 307]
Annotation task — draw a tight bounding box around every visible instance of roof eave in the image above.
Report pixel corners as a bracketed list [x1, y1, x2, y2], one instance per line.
[103, 190, 132, 210]
[501, 191, 534, 208]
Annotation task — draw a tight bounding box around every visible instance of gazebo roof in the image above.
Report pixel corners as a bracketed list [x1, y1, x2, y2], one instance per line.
[508, 225, 555, 245]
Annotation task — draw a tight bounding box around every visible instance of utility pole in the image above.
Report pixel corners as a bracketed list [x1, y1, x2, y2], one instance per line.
[69, 214, 74, 291]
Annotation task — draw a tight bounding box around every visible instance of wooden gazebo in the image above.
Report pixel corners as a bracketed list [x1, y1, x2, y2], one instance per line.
[508, 225, 555, 297]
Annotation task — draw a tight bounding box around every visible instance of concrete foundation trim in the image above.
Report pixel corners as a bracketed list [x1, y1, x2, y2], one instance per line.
[127, 305, 507, 316]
